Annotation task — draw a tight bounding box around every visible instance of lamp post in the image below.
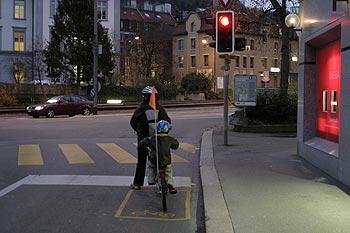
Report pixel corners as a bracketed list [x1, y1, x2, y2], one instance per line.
[93, 0, 98, 115]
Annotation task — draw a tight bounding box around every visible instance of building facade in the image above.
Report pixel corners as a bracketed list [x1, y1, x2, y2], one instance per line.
[298, 0, 350, 186]
[172, 8, 299, 92]
[0, 0, 120, 84]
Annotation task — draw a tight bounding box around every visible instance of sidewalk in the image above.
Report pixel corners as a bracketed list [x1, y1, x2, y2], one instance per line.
[200, 129, 350, 233]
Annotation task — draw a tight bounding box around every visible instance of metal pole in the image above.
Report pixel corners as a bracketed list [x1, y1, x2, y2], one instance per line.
[223, 58, 230, 146]
[93, 0, 98, 115]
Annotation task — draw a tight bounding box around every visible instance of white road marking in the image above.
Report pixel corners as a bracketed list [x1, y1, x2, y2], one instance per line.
[0, 175, 191, 198]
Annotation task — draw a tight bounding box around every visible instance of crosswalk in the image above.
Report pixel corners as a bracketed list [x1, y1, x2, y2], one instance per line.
[17, 142, 197, 166]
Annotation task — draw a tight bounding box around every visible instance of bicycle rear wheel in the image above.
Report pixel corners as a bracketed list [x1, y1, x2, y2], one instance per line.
[160, 172, 167, 212]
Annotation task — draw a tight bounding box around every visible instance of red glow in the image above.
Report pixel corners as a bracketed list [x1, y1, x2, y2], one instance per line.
[316, 40, 340, 143]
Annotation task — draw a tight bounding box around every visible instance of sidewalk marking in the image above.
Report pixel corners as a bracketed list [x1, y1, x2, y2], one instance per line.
[97, 143, 137, 163]
[115, 189, 191, 221]
[18, 144, 44, 165]
[59, 144, 94, 164]
[179, 143, 197, 154]
[0, 175, 191, 198]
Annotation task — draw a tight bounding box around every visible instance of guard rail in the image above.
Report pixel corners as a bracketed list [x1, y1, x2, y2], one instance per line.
[0, 100, 224, 115]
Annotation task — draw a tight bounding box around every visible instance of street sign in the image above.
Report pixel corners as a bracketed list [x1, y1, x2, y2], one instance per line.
[233, 75, 257, 106]
[219, 0, 233, 8]
[90, 89, 95, 97]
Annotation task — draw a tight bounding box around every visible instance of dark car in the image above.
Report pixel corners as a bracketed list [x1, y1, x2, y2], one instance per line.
[26, 95, 93, 118]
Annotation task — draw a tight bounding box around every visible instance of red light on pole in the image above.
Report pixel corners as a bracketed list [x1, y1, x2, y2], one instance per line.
[216, 11, 234, 54]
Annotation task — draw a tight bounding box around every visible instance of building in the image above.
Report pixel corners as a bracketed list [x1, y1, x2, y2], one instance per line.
[120, 2, 176, 86]
[172, 5, 299, 92]
[0, 0, 120, 84]
[298, 0, 350, 187]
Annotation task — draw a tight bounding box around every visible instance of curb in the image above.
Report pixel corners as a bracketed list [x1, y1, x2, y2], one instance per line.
[200, 130, 234, 233]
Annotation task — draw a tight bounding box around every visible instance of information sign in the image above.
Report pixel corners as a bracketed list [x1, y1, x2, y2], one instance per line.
[233, 75, 257, 106]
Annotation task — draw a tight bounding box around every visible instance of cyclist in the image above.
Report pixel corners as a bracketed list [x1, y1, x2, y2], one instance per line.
[139, 120, 179, 194]
[130, 86, 171, 190]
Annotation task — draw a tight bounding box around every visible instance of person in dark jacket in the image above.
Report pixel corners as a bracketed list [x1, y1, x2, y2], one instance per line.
[139, 120, 179, 194]
[130, 86, 171, 190]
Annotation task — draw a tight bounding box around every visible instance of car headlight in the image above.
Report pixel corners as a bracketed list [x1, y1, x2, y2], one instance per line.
[26, 106, 29, 110]
[35, 106, 44, 110]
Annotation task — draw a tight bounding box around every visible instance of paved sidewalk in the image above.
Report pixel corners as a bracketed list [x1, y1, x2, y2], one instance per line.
[200, 129, 350, 233]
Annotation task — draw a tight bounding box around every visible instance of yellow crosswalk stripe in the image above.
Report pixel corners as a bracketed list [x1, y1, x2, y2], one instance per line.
[171, 152, 189, 163]
[59, 144, 94, 164]
[179, 143, 197, 153]
[18, 144, 44, 165]
[97, 143, 137, 163]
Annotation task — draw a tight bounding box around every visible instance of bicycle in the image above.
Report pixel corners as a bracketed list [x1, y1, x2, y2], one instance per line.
[147, 147, 168, 212]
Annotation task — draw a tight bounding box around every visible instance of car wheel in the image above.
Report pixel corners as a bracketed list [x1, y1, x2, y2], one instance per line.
[32, 115, 39, 118]
[82, 107, 91, 116]
[45, 108, 55, 118]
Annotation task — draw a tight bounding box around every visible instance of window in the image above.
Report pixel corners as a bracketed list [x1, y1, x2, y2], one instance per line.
[191, 55, 196, 68]
[14, 0, 25, 19]
[331, 90, 337, 113]
[14, 30, 25, 51]
[322, 90, 328, 112]
[273, 58, 278, 67]
[235, 56, 240, 68]
[250, 57, 254, 68]
[13, 63, 24, 83]
[190, 38, 196, 49]
[243, 56, 247, 68]
[274, 42, 278, 52]
[261, 58, 267, 69]
[50, 0, 57, 17]
[191, 22, 195, 32]
[178, 39, 184, 51]
[250, 39, 255, 50]
[97, 1, 108, 20]
[204, 54, 209, 67]
[178, 56, 184, 68]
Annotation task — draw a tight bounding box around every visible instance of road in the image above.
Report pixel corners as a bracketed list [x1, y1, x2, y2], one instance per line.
[0, 106, 227, 233]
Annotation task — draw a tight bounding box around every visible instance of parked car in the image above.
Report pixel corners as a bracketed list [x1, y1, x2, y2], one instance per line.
[26, 95, 93, 118]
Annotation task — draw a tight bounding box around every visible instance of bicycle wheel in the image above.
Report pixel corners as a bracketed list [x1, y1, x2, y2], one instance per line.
[160, 172, 167, 212]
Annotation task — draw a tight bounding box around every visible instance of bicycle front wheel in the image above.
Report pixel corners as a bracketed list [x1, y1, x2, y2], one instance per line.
[160, 172, 167, 212]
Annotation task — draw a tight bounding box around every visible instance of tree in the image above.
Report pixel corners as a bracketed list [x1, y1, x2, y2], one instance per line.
[44, 0, 115, 85]
[245, 0, 300, 95]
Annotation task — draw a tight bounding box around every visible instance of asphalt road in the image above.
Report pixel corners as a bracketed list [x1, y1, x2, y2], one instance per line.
[0, 106, 225, 233]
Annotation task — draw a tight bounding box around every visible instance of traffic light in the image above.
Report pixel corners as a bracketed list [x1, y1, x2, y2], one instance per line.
[216, 10, 234, 54]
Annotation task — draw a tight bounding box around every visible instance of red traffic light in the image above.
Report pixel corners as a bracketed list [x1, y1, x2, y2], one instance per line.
[216, 10, 234, 54]
[218, 15, 231, 27]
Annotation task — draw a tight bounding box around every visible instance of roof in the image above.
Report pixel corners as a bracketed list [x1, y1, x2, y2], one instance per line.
[121, 7, 175, 26]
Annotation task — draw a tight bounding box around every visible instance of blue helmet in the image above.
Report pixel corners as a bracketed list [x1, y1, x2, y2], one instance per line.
[157, 120, 172, 133]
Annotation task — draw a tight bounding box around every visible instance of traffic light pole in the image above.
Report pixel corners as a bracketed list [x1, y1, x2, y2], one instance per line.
[223, 58, 230, 146]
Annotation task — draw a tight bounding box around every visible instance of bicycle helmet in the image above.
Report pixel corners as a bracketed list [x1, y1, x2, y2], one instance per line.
[142, 86, 158, 95]
[157, 120, 172, 133]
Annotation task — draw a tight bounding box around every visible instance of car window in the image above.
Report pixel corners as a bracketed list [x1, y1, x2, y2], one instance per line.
[61, 96, 71, 103]
[71, 96, 82, 102]
[46, 96, 60, 103]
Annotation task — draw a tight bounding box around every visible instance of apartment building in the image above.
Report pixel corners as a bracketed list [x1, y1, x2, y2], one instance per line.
[298, 0, 350, 187]
[172, 7, 299, 92]
[120, 3, 175, 86]
[0, 0, 120, 84]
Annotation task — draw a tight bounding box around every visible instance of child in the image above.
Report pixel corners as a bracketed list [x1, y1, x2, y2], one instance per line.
[139, 120, 179, 194]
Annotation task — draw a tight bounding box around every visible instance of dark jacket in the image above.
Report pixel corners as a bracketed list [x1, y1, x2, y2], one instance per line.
[139, 134, 179, 166]
[130, 99, 171, 141]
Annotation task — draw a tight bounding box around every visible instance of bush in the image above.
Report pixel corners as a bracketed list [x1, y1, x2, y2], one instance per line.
[0, 87, 17, 106]
[181, 73, 212, 94]
[244, 90, 297, 125]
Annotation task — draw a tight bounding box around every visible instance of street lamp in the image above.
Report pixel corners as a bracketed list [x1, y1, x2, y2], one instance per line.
[285, 14, 301, 31]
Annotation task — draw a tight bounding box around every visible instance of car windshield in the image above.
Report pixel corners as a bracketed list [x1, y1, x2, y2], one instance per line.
[45, 96, 61, 103]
